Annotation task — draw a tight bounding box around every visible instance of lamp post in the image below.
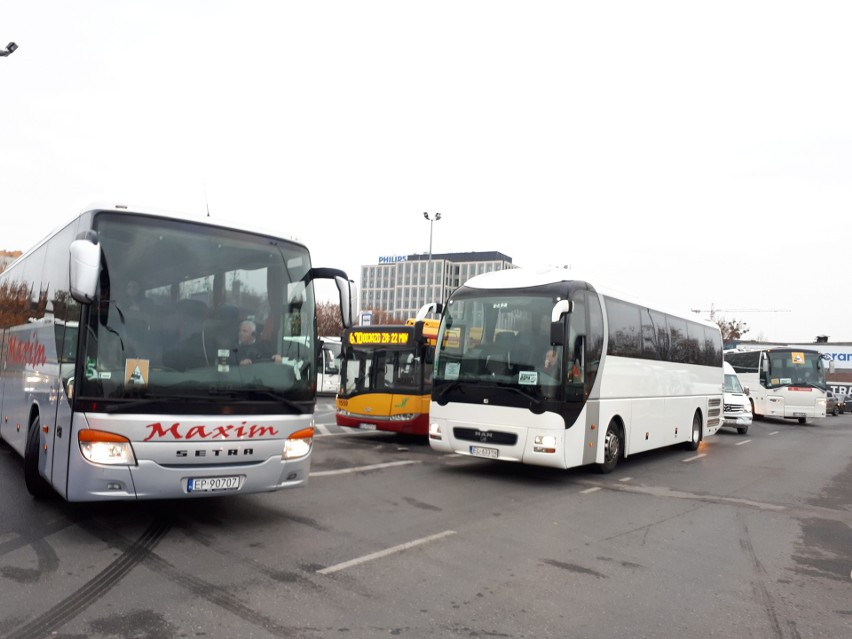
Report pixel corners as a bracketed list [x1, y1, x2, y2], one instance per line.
[423, 212, 441, 304]
[0, 42, 18, 57]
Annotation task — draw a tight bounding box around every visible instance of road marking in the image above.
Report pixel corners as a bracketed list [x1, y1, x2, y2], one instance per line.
[682, 453, 706, 463]
[619, 477, 632, 482]
[313, 423, 332, 435]
[769, 431, 779, 435]
[317, 530, 456, 574]
[310, 460, 420, 477]
[581, 487, 601, 494]
[735, 439, 752, 446]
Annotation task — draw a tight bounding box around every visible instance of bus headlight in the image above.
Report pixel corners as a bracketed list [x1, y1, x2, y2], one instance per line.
[78, 429, 137, 465]
[534, 435, 557, 454]
[283, 427, 313, 460]
[429, 422, 442, 441]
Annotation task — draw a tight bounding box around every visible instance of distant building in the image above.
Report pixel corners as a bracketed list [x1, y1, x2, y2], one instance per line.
[0, 250, 22, 272]
[361, 251, 516, 321]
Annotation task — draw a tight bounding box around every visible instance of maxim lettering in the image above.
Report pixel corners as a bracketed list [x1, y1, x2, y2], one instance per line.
[7, 335, 47, 367]
[144, 421, 280, 442]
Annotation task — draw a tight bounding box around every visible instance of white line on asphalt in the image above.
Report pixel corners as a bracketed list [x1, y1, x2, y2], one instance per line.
[619, 477, 632, 482]
[317, 530, 456, 575]
[310, 460, 420, 477]
[735, 440, 752, 446]
[581, 487, 602, 494]
[770, 431, 779, 435]
[682, 453, 706, 463]
[313, 423, 331, 435]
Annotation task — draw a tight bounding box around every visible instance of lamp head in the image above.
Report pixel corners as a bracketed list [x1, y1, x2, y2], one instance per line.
[423, 212, 429, 220]
[6, 42, 17, 53]
[435, 212, 441, 221]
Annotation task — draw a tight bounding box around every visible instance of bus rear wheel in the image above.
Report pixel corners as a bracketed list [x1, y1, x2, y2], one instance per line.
[684, 412, 702, 451]
[598, 421, 622, 474]
[24, 413, 53, 500]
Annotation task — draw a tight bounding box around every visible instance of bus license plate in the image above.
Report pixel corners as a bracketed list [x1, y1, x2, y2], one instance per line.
[470, 445, 498, 459]
[359, 423, 376, 430]
[187, 476, 241, 493]
[792, 412, 806, 417]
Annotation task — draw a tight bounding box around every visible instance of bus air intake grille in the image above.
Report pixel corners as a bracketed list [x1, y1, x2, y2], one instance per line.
[453, 428, 517, 446]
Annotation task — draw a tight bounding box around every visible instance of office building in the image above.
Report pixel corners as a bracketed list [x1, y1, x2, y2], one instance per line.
[360, 251, 516, 321]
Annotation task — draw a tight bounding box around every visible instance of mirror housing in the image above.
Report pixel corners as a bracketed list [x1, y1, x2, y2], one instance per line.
[415, 302, 442, 322]
[549, 299, 573, 346]
[69, 238, 101, 303]
[307, 267, 358, 328]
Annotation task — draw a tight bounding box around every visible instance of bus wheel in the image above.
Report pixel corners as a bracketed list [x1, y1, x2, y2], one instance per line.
[737, 425, 749, 435]
[798, 417, 806, 425]
[24, 414, 53, 500]
[598, 421, 622, 474]
[684, 412, 702, 451]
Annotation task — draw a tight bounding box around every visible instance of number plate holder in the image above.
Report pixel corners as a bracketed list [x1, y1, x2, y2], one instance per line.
[470, 445, 499, 459]
[187, 475, 242, 493]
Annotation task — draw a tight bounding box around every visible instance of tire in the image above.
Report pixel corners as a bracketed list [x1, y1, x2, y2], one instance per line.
[831, 406, 838, 417]
[684, 412, 702, 451]
[737, 425, 749, 435]
[24, 414, 53, 500]
[598, 421, 622, 474]
[798, 417, 806, 425]
[750, 399, 762, 420]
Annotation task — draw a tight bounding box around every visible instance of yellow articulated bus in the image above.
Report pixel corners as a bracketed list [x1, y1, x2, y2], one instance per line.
[336, 310, 439, 436]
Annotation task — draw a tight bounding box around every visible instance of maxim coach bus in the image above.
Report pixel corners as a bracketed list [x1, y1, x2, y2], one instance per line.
[336, 309, 439, 436]
[724, 347, 828, 423]
[0, 203, 356, 501]
[428, 268, 723, 472]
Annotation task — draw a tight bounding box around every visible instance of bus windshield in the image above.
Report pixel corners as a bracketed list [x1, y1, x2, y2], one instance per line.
[434, 290, 565, 399]
[77, 213, 316, 407]
[342, 342, 425, 395]
[765, 350, 826, 390]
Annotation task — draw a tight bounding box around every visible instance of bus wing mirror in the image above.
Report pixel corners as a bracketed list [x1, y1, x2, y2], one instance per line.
[415, 302, 442, 321]
[307, 267, 359, 329]
[549, 299, 573, 346]
[69, 239, 101, 303]
[335, 275, 358, 328]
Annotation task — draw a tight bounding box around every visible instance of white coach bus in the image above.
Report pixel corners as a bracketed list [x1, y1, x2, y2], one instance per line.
[723, 347, 828, 423]
[428, 268, 723, 473]
[0, 203, 356, 501]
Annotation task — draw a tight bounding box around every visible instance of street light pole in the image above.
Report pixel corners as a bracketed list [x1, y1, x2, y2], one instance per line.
[423, 212, 441, 305]
[0, 42, 18, 57]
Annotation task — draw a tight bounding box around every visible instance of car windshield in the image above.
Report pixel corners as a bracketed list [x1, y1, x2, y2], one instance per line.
[724, 373, 744, 393]
[76, 213, 317, 406]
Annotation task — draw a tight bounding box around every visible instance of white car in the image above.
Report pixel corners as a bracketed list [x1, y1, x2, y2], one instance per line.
[723, 361, 753, 434]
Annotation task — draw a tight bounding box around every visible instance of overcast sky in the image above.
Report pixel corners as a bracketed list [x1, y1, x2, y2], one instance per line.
[2, 2, 850, 342]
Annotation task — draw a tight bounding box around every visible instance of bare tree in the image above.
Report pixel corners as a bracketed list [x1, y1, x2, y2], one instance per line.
[716, 316, 750, 343]
[316, 301, 344, 337]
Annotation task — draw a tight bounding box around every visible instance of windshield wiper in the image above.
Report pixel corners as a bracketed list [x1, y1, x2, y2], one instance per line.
[436, 379, 467, 398]
[495, 382, 542, 405]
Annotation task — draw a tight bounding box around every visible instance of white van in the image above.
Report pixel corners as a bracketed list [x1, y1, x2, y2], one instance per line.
[723, 361, 752, 434]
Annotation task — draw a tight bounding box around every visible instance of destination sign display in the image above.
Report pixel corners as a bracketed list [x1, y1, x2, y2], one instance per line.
[348, 331, 410, 345]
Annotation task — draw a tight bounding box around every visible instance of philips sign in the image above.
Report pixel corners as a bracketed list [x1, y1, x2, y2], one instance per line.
[378, 255, 408, 264]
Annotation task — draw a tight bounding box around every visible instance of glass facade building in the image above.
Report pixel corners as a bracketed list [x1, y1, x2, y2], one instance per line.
[360, 251, 515, 321]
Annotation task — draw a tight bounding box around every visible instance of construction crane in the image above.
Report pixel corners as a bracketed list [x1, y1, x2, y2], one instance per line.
[690, 303, 791, 322]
